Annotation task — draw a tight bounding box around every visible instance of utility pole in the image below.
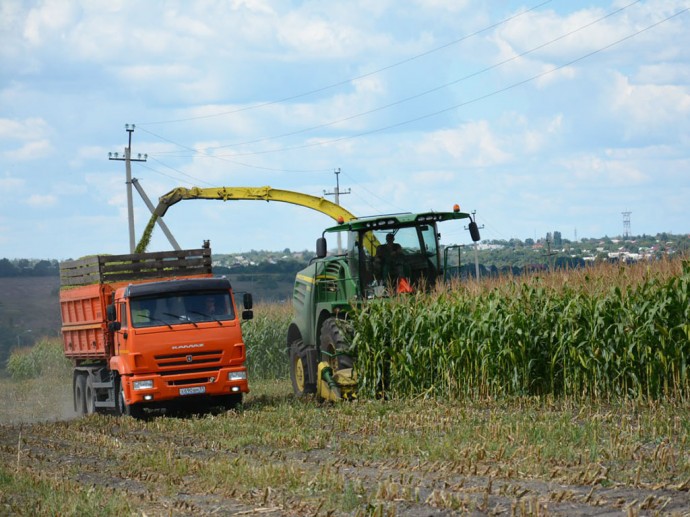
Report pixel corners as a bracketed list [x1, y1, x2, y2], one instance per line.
[545, 234, 557, 271]
[131, 178, 181, 251]
[109, 124, 147, 253]
[323, 168, 350, 254]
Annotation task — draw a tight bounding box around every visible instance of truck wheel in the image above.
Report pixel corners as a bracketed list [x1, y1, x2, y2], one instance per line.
[115, 376, 145, 419]
[74, 372, 87, 416]
[289, 339, 316, 397]
[320, 317, 354, 371]
[85, 375, 96, 414]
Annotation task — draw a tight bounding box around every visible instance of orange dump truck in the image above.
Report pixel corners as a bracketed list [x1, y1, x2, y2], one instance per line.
[59, 247, 252, 418]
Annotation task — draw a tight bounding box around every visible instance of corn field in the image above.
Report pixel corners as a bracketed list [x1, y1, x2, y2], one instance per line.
[241, 302, 292, 379]
[353, 259, 690, 400]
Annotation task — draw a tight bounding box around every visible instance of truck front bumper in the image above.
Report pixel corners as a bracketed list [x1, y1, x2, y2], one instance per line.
[123, 367, 249, 405]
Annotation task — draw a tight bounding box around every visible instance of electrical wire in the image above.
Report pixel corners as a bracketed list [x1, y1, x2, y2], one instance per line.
[205, 7, 688, 159]
[136, 1, 554, 126]
[178, 0, 642, 154]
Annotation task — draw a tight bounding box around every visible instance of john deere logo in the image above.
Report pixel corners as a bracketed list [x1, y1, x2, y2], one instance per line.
[186, 355, 193, 363]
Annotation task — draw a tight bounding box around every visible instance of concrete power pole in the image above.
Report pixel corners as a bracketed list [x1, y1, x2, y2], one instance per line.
[323, 168, 350, 254]
[109, 124, 147, 253]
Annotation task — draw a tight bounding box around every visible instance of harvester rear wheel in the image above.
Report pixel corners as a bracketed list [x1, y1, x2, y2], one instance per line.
[289, 339, 316, 397]
[320, 317, 353, 371]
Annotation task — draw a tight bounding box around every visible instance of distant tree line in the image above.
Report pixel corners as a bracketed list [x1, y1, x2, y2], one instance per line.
[0, 258, 59, 277]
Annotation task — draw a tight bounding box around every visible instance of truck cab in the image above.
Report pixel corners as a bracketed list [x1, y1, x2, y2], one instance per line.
[108, 277, 250, 415]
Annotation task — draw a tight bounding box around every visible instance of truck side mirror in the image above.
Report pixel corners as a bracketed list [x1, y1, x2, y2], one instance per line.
[316, 237, 327, 258]
[108, 321, 122, 332]
[106, 304, 117, 322]
[469, 221, 481, 242]
[242, 292, 254, 320]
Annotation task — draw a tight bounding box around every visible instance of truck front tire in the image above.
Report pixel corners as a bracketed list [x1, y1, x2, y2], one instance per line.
[115, 376, 145, 419]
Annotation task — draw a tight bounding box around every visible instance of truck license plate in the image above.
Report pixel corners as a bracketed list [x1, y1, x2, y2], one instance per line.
[179, 386, 206, 396]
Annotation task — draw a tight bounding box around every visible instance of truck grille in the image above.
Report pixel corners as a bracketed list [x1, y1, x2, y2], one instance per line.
[154, 350, 223, 370]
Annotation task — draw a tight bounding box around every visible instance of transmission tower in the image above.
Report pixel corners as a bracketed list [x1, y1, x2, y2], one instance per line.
[622, 211, 632, 239]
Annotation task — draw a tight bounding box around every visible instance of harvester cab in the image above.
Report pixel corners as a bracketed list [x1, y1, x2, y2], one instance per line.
[288, 205, 480, 401]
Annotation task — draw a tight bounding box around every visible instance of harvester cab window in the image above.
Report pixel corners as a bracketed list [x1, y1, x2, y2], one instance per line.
[348, 231, 375, 291]
[370, 224, 440, 288]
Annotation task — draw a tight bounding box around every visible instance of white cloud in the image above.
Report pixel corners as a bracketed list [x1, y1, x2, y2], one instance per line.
[412, 121, 515, 167]
[0, 176, 24, 192]
[413, 0, 472, 13]
[26, 193, 57, 208]
[23, 0, 80, 46]
[5, 139, 53, 161]
[0, 117, 50, 141]
[230, 0, 276, 16]
[608, 71, 690, 137]
[277, 10, 388, 58]
[560, 153, 648, 187]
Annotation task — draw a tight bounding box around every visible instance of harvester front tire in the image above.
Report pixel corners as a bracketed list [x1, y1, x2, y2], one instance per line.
[320, 317, 354, 371]
[289, 339, 316, 397]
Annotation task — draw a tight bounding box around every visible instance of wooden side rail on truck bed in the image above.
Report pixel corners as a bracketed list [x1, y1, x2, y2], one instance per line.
[59, 248, 212, 287]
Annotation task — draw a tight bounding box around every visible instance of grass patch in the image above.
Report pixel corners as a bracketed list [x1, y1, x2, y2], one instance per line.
[0, 464, 132, 516]
[1, 378, 689, 515]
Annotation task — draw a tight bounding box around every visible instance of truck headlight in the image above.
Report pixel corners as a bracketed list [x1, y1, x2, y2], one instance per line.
[228, 371, 246, 381]
[133, 380, 154, 390]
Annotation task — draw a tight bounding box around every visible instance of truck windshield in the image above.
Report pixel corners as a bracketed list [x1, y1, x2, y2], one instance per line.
[130, 291, 235, 328]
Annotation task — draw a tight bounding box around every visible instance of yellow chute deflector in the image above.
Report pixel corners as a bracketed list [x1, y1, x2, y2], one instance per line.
[136, 186, 356, 252]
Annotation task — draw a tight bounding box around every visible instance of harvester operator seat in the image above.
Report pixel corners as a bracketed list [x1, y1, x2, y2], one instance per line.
[375, 233, 403, 285]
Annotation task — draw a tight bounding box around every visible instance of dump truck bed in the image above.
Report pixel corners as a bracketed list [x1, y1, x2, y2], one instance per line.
[60, 248, 212, 361]
[61, 283, 112, 359]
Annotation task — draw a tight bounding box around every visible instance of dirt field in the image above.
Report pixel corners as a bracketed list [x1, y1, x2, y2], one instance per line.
[1, 379, 689, 516]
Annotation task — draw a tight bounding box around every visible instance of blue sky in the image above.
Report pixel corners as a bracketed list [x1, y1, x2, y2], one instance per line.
[1, 0, 689, 260]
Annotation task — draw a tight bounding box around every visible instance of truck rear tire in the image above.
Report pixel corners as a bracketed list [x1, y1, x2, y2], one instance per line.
[85, 375, 96, 415]
[74, 372, 87, 416]
[289, 339, 316, 397]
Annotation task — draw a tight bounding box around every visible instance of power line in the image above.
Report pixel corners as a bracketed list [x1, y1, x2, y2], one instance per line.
[139, 0, 645, 166]
[177, 0, 643, 154]
[205, 7, 688, 159]
[136, 1, 554, 126]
